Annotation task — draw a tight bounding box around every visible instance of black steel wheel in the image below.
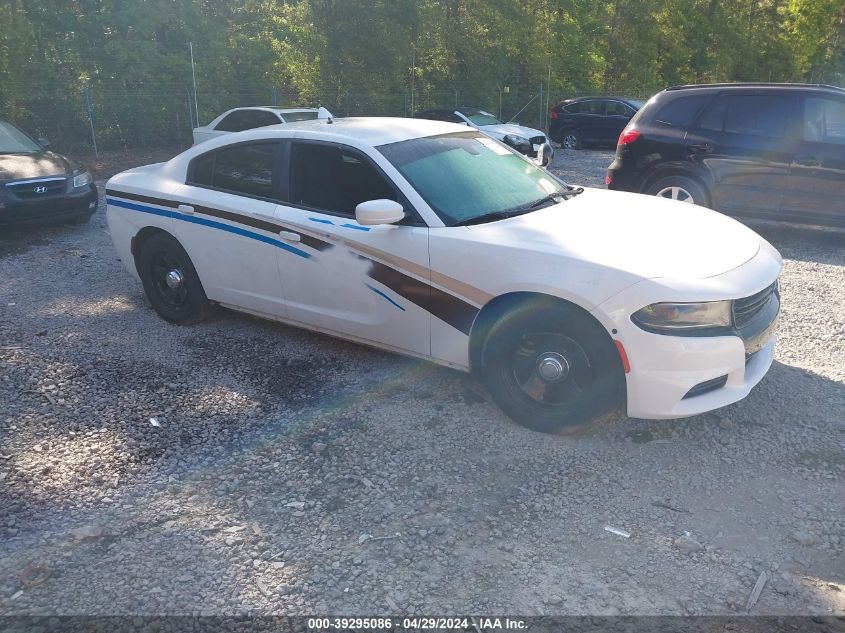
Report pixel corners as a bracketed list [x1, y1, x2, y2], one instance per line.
[481, 299, 623, 433]
[137, 232, 212, 325]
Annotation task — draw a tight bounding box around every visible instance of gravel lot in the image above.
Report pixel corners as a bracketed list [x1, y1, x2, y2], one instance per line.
[0, 147, 843, 616]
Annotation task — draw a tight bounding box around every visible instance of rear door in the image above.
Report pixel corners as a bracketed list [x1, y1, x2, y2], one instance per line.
[173, 141, 288, 317]
[272, 140, 432, 357]
[577, 100, 607, 143]
[782, 94, 845, 227]
[685, 92, 796, 218]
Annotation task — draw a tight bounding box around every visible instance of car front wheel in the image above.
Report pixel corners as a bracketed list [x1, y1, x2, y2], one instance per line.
[137, 232, 212, 325]
[480, 300, 623, 433]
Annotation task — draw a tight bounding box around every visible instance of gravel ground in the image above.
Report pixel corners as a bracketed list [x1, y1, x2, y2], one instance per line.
[0, 147, 843, 616]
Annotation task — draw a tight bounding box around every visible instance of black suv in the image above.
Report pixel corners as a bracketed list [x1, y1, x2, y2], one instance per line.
[549, 97, 644, 149]
[606, 83, 845, 229]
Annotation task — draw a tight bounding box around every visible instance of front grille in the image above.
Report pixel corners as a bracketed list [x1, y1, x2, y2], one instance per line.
[529, 135, 546, 145]
[732, 281, 778, 328]
[682, 375, 728, 399]
[6, 177, 66, 200]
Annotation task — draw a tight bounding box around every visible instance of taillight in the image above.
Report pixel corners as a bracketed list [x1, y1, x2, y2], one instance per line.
[550, 110, 558, 120]
[618, 129, 640, 146]
[605, 174, 613, 186]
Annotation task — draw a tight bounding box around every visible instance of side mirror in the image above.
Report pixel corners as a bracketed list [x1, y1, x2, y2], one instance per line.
[355, 199, 405, 226]
[38, 137, 50, 148]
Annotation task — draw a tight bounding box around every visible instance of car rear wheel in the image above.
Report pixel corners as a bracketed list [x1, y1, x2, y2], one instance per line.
[647, 175, 710, 207]
[138, 232, 212, 325]
[480, 300, 623, 433]
[559, 130, 581, 150]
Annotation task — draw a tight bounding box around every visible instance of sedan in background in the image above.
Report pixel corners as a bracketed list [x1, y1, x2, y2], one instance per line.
[549, 96, 644, 149]
[415, 107, 553, 165]
[0, 119, 98, 226]
[106, 117, 780, 433]
[192, 106, 333, 144]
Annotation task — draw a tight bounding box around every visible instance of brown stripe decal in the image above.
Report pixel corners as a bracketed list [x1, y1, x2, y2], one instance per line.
[367, 261, 479, 335]
[106, 188, 332, 252]
[109, 188, 484, 334]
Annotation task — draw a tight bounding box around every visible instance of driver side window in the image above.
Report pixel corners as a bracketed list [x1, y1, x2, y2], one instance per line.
[288, 143, 398, 218]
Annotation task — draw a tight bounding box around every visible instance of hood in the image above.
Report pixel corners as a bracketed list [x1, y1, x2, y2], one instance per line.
[0, 151, 75, 182]
[477, 122, 546, 140]
[467, 188, 762, 280]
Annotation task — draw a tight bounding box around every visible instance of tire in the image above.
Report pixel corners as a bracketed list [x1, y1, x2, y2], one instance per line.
[480, 300, 623, 433]
[646, 175, 710, 207]
[137, 232, 212, 325]
[558, 129, 581, 150]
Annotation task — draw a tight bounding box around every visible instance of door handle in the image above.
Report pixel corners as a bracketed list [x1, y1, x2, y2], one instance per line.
[688, 142, 713, 154]
[278, 230, 300, 242]
[794, 155, 821, 167]
[177, 204, 194, 215]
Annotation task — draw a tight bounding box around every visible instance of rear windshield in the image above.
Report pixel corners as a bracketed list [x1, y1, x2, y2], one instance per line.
[281, 111, 319, 122]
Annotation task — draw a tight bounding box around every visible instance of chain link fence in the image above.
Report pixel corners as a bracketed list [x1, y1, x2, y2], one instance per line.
[1, 83, 647, 158]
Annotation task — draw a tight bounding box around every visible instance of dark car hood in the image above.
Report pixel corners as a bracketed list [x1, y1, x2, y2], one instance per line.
[0, 151, 75, 182]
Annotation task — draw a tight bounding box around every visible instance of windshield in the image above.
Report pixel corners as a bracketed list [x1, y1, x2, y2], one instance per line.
[461, 110, 502, 126]
[0, 121, 40, 153]
[378, 131, 567, 226]
[280, 111, 319, 122]
[627, 99, 645, 110]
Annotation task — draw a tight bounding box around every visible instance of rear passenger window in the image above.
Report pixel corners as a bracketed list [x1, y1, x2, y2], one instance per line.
[562, 102, 581, 114]
[699, 96, 728, 131]
[723, 95, 790, 138]
[607, 102, 635, 117]
[188, 142, 278, 199]
[655, 96, 710, 127]
[805, 98, 845, 144]
[580, 101, 605, 115]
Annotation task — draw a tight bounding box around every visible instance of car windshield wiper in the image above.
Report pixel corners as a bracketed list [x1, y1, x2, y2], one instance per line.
[451, 187, 585, 227]
[452, 210, 523, 226]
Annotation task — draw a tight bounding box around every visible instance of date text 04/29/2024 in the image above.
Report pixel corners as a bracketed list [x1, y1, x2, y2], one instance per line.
[307, 617, 528, 630]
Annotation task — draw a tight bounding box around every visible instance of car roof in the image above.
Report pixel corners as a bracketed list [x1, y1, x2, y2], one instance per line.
[224, 106, 320, 112]
[664, 82, 845, 94]
[244, 116, 466, 146]
[561, 96, 641, 103]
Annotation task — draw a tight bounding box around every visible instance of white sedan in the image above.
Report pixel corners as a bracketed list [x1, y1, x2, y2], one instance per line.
[106, 117, 781, 432]
[192, 106, 332, 144]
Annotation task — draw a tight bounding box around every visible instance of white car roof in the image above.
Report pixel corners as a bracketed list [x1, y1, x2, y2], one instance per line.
[255, 116, 466, 146]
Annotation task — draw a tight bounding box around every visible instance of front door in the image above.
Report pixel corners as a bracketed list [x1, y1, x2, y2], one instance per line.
[273, 140, 432, 357]
[781, 94, 845, 227]
[688, 92, 796, 219]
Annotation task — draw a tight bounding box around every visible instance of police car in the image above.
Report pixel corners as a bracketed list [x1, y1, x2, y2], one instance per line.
[106, 117, 781, 432]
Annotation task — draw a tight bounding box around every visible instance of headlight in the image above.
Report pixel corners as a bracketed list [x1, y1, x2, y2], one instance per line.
[72, 171, 92, 189]
[502, 134, 530, 151]
[631, 300, 732, 332]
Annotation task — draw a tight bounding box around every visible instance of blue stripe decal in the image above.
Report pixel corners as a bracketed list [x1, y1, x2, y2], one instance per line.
[341, 223, 370, 232]
[107, 197, 311, 259]
[309, 217, 334, 225]
[366, 284, 405, 311]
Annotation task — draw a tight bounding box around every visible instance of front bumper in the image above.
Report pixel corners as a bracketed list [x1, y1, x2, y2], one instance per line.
[0, 184, 98, 225]
[593, 243, 782, 419]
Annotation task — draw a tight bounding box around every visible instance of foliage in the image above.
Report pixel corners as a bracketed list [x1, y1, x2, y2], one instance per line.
[1, 0, 843, 151]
